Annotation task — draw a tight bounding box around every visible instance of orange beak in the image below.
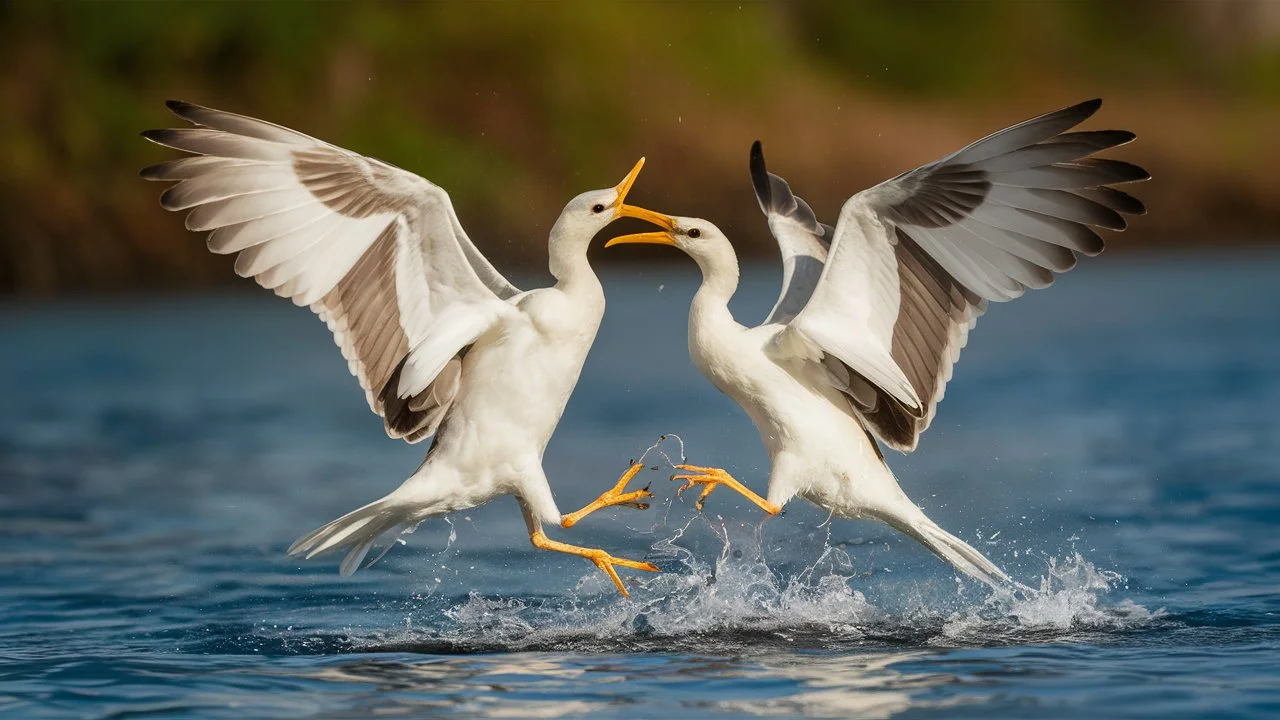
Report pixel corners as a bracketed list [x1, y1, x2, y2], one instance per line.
[612, 157, 675, 230]
[605, 230, 677, 248]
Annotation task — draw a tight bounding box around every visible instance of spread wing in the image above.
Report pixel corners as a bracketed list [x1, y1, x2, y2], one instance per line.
[781, 98, 1148, 451]
[142, 100, 521, 443]
[750, 141, 836, 326]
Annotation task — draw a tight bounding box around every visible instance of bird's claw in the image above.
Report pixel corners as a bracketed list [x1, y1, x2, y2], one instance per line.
[669, 464, 781, 515]
[561, 463, 653, 528]
[670, 464, 727, 512]
[598, 482, 654, 510]
[588, 550, 660, 598]
[531, 530, 659, 598]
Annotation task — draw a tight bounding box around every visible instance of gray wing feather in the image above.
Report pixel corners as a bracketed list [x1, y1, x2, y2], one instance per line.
[870, 98, 1149, 304]
[142, 100, 514, 444]
[752, 141, 833, 326]
[146, 100, 521, 301]
[812, 98, 1148, 451]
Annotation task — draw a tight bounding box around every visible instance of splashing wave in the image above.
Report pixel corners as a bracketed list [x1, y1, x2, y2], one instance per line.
[353, 516, 1162, 654]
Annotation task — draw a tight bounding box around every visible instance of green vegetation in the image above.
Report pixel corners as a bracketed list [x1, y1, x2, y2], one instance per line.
[1, 1, 1276, 295]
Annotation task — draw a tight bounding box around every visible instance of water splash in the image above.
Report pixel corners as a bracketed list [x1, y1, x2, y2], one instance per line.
[936, 553, 1162, 645]
[353, 516, 1158, 653]
[325, 434, 1164, 652]
[634, 433, 687, 469]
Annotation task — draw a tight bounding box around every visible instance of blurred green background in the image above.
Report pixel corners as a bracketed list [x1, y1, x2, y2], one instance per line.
[1, 1, 1277, 296]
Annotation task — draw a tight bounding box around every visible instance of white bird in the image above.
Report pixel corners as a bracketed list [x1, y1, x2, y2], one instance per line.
[607, 99, 1149, 586]
[142, 101, 672, 595]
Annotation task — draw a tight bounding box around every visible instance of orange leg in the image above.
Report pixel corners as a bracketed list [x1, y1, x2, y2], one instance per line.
[671, 464, 782, 515]
[530, 530, 659, 598]
[560, 462, 652, 529]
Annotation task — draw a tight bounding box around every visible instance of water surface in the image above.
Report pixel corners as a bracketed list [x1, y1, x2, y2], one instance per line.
[1, 253, 1278, 718]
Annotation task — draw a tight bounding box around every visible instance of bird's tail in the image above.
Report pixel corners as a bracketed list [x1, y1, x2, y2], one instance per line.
[287, 493, 421, 576]
[884, 512, 1012, 589]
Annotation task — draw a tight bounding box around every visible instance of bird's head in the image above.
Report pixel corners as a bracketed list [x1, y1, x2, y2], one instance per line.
[605, 215, 734, 271]
[552, 157, 673, 247]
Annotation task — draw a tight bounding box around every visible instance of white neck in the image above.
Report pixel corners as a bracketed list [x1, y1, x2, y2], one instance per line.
[690, 242, 741, 328]
[547, 223, 597, 293]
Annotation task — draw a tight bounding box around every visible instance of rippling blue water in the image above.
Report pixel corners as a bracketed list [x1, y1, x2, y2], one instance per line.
[1, 252, 1278, 718]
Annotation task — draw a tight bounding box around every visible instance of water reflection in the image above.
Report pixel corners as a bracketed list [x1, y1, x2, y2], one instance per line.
[717, 651, 982, 718]
[295, 656, 617, 716]
[288, 649, 974, 718]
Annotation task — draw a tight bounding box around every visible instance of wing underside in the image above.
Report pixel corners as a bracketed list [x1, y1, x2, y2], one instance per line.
[786, 99, 1148, 451]
[143, 101, 518, 443]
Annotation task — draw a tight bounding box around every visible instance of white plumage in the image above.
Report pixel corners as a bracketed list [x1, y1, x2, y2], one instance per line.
[608, 99, 1149, 587]
[143, 101, 670, 595]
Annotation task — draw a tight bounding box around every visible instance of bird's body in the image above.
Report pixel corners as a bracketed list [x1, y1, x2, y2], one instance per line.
[689, 297, 897, 519]
[678, 232, 1004, 582]
[287, 263, 613, 576]
[611, 99, 1149, 587]
[388, 266, 605, 530]
[143, 101, 667, 594]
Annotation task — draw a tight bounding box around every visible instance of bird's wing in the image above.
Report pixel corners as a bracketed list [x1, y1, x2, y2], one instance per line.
[780, 99, 1148, 451]
[142, 100, 522, 443]
[750, 141, 836, 326]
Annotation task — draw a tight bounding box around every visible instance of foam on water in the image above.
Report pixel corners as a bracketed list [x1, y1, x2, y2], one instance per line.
[351, 514, 1160, 654]
[938, 554, 1163, 644]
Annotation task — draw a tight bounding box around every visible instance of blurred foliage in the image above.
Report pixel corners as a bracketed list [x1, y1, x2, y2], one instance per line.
[0, 0, 1277, 295]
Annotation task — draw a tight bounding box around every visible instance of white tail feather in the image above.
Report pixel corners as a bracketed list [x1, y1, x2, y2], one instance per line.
[884, 513, 1012, 588]
[288, 495, 420, 576]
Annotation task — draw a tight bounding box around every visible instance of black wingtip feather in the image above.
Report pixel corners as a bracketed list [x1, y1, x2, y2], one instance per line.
[166, 99, 203, 116]
[1125, 196, 1148, 216]
[1059, 98, 1102, 125]
[157, 185, 185, 211]
[1109, 129, 1136, 146]
[750, 140, 771, 214]
[1085, 186, 1146, 216]
[1098, 159, 1151, 184]
[1056, 130, 1136, 151]
[165, 100, 206, 126]
[1074, 98, 1103, 116]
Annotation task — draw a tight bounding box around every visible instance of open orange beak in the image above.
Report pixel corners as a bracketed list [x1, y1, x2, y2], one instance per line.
[612, 157, 675, 231]
[604, 230, 677, 248]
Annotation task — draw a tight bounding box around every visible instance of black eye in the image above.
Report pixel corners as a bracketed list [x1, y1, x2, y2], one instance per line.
[591, 204, 605, 214]
[688, 228, 702, 239]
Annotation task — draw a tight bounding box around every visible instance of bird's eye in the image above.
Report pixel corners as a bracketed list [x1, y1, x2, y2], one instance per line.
[591, 204, 605, 214]
[688, 228, 702, 239]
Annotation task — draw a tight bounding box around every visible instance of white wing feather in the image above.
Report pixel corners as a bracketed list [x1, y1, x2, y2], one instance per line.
[780, 99, 1147, 451]
[143, 101, 521, 443]
[785, 199, 922, 410]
